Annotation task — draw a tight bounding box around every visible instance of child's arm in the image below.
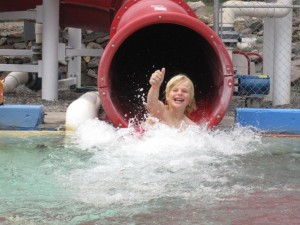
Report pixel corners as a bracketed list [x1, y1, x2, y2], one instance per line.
[147, 68, 166, 118]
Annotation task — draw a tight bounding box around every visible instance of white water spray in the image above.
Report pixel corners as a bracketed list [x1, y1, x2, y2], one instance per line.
[62, 119, 262, 206]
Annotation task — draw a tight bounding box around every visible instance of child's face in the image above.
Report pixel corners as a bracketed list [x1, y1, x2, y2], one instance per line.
[166, 80, 192, 111]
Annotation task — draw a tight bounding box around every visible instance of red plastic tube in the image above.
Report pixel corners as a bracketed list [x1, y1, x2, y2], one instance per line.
[98, 0, 234, 128]
[60, 0, 125, 32]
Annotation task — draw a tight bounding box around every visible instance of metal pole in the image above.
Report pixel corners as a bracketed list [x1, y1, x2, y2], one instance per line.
[42, 0, 59, 100]
[263, 18, 275, 102]
[213, 0, 219, 35]
[273, 9, 293, 106]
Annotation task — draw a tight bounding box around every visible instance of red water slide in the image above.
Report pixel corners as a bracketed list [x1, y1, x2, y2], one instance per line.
[0, 0, 234, 128]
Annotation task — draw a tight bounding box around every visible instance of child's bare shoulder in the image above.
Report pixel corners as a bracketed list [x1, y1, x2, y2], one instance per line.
[184, 116, 196, 125]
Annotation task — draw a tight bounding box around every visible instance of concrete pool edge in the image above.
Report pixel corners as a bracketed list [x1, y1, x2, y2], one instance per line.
[2, 105, 300, 135]
[39, 109, 300, 135]
[0, 104, 236, 131]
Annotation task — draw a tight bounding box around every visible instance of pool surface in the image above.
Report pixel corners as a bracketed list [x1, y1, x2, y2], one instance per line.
[0, 120, 300, 224]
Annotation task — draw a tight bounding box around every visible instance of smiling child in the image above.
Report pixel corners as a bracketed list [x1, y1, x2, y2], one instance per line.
[147, 67, 197, 129]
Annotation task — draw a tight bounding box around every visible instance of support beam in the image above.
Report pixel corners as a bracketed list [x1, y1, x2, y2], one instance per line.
[263, 18, 275, 101]
[42, 0, 59, 100]
[0, 11, 36, 21]
[67, 28, 82, 88]
[273, 9, 293, 106]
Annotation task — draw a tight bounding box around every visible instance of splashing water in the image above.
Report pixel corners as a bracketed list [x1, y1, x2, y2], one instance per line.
[62, 119, 262, 207]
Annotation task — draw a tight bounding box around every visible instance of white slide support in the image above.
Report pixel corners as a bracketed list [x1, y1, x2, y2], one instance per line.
[65, 91, 101, 131]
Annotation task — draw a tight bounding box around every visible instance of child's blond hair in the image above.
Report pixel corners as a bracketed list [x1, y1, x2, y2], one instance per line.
[165, 74, 197, 114]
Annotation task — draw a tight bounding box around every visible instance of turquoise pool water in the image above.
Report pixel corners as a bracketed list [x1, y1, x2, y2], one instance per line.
[0, 120, 300, 225]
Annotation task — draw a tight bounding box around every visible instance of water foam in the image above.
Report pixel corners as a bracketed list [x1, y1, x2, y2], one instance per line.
[62, 118, 262, 206]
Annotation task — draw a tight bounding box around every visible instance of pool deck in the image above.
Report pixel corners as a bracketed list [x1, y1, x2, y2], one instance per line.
[2, 109, 300, 135]
[2, 106, 300, 135]
[42, 112, 67, 130]
[41, 112, 236, 131]
[42, 111, 300, 136]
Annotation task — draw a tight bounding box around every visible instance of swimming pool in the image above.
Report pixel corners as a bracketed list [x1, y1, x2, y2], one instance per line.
[1, 120, 299, 224]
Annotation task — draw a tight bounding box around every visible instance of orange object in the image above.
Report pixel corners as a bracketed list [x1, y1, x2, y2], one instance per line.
[0, 78, 4, 105]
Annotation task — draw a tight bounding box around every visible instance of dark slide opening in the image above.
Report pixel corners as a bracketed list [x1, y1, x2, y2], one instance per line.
[110, 24, 223, 122]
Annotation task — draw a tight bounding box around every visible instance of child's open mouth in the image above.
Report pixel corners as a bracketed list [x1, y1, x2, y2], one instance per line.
[174, 97, 184, 103]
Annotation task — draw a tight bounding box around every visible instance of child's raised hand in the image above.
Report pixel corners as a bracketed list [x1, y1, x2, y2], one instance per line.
[149, 68, 165, 89]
